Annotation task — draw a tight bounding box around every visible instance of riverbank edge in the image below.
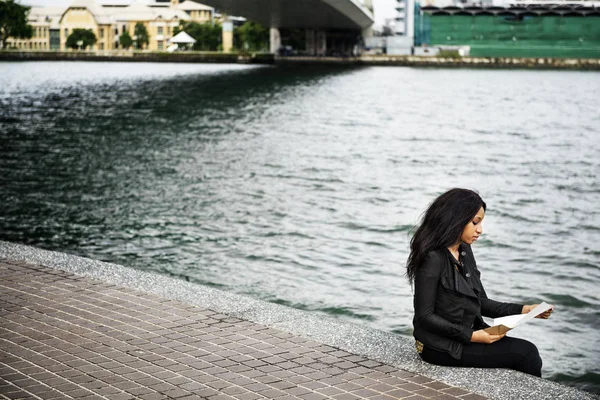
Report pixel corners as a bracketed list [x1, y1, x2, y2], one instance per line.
[1, 50, 600, 70]
[0, 241, 596, 400]
[0, 50, 273, 64]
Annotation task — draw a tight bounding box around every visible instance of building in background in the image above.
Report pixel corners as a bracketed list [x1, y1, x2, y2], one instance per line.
[386, 0, 416, 54]
[6, 0, 214, 51]
[416, 2, 600, 58]
[8, 6, 64, 50]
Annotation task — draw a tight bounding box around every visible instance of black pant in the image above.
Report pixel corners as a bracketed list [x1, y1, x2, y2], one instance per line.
[420, 337, 542, 377]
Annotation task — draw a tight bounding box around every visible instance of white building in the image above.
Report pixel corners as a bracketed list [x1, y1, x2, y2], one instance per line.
[386, 0, 414, 54]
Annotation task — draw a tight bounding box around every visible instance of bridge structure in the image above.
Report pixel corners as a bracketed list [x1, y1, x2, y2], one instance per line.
[198, 0, 375, 55]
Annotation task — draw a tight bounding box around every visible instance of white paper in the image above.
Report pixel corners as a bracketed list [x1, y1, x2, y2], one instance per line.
[492, 302, 553, 329]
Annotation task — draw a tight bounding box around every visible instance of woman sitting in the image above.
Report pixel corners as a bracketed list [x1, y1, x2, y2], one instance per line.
[407, 188, 552, 376]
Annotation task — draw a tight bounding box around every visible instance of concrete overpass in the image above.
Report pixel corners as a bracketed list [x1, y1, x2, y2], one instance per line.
[197, 0, 375, 55]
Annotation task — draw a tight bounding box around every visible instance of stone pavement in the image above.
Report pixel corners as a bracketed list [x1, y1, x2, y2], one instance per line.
[0, 259, 487, 400]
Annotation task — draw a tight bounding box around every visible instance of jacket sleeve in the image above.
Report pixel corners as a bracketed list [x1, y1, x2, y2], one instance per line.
[464, 245, 523, 318]
[414, 252, 473, 344]
[478, 279, 524, 318]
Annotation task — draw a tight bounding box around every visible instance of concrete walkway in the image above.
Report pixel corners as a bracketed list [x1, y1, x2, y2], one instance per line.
[0, 259, 485, 400]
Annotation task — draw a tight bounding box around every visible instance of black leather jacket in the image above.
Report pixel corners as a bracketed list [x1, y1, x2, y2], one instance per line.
[413, 243, 523, 359]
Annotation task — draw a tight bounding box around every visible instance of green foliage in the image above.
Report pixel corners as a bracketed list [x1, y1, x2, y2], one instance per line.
[235, 21, 268, 52]
[66, 28, 96, 49]
[174, 21, 221, 51]
[172, 20, 269, 53]
[119, 31, 133, 49]
[134, 22, 149, 49]
[0, 0, 32, 49]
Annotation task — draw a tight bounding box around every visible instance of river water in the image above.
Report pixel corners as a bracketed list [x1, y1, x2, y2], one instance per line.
[1, 61, 599, 394]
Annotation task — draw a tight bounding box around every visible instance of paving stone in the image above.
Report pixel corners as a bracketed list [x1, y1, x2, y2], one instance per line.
[423, 381, 452, 390]
[442, 387, 471, 397]
[316, 386, 345, 396]
[258, 388, 287, 398]
[399, 382, 426, 391]
[385, 388, 414, 398]
[232, 391, 265, 400]
[285, 386, 313, 396]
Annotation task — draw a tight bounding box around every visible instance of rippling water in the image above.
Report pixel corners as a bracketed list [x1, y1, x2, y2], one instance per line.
[1, 61, 599, 394]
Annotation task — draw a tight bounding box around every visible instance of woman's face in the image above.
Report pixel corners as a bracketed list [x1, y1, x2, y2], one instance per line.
[461, 206, 485, 245]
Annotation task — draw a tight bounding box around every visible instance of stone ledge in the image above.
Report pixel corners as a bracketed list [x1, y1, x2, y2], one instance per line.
[1, 51, 599, 70]
[0, 240, 596, 400]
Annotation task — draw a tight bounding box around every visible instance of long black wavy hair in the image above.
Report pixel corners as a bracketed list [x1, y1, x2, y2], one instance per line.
[406, 188, 486, 284]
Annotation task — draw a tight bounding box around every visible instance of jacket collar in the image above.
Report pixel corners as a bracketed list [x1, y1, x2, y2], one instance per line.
[447, 244, 479, 299]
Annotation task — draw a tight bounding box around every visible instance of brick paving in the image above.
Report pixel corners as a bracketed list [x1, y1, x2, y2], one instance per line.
[0, 259, 487, 400]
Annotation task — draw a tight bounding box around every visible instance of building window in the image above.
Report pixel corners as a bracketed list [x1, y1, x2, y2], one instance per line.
[122, 24, 126, 33]
[64, 28, 68, 37]
[166, 26, 170, 35]
[100, 43, 104, 50]
[158, 40, 163, 50]
[100, 28, 104, 37]
[50, 29, 60, 49]
[157, 26, 163, 35]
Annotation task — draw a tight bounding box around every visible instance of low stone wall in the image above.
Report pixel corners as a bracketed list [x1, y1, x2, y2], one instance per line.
[278, 55, 600, 70]
[0, 241, 596, 400]
[2, 50, 600, 70]
[0, 50, 274, 64]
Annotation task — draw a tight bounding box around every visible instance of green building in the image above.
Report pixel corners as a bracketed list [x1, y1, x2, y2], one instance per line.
[416, 4, 600, 58]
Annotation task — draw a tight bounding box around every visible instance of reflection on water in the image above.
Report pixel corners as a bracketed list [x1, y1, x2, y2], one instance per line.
[1, 61, 599, 394]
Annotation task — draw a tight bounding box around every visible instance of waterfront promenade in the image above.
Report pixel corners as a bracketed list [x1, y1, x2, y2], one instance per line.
[1, 259, 479, 400]
[0, 242, 596, 400]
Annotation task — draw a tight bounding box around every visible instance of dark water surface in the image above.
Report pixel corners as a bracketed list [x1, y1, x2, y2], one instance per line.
[1, 61, 599, 394]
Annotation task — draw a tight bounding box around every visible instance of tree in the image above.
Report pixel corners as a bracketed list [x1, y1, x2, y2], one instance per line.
[66, 28, 96, 50]
[0, 0, 33, 49]
[134, 22, 149, 49]
[119, 31, 133, 49]
[235, 21, 268, 52]
[174, 21, 221, 51]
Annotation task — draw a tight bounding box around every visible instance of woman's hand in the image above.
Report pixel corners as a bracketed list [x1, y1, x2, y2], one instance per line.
[471, 330, 505, 344]
[522, 304, 554, 319]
